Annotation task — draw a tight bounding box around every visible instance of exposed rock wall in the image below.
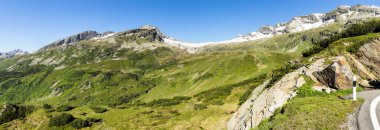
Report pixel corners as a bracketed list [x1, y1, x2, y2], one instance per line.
[39, 31, 100, 51]
[228, 69, 305, 130]
[38, 31, 116, 51]
[119, 25, 165, 43]
[355, 39, 380, 78]
[346, 54, 376, 80]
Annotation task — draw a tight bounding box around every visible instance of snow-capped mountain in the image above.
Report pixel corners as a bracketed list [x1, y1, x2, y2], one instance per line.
[164, 5, 380, 49]
[0, 49, 29, 59]
[33, 5, 380, 54]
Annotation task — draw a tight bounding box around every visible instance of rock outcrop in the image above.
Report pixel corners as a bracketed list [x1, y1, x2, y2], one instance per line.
[118, 25, 165, 43]
[228, 68, 305, 130]
[39, 31, 114, 51]
[312, 56, 354, 90]
[355, 39, 380, 78]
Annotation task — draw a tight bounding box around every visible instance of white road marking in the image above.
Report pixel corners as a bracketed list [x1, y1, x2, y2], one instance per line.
[370, 95, 380, 130]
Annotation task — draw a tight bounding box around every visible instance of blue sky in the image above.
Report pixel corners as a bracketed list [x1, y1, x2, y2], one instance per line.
[0, 0, 379, 52]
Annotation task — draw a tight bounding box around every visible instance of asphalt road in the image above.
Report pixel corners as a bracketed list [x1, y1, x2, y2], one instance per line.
[347, 90, 380, 130]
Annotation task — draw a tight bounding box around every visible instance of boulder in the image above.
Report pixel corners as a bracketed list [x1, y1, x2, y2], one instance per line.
[312, 56, 354, 90]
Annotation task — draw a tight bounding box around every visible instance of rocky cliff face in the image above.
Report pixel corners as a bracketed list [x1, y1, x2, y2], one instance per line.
[117, 25, 166, 43]
[228, 68, 306, 130]
[227, 59, 332, 130]
[39, 31, 114, 51]
[355, 39, 380, 78]
[38, 25, 167, 52]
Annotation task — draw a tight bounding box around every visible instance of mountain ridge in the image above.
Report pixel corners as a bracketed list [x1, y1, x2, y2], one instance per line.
[165, 4, 380, 48]
[32, 5, 380, 54]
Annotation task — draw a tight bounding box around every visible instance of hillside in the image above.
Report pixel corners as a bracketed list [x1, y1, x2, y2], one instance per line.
[0, 4, 380, 130]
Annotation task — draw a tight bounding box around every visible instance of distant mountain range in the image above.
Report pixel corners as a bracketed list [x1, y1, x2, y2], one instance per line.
[2, 5, 380, 58]
[0, 49, 28, 59]
[35, 5, 380, 54]
[164, 5, 380, 47]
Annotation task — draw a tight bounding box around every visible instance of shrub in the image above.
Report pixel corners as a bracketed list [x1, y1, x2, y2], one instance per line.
[90, 106, 107, 113]
[48, 113, 75, 127]
[56, 105, 74, 112]
[193, 72, 214, 83]
[70, 119, 90, 129]
[86, 117, 102, 123]
[0, 104, 34, 125]
[65, 70, 85, 82]
[302, 19, 380, 57]
[209, 99, 224, 105]
[193, 104, 207, 111]
[68, 96, 77, 101]
[267, 63, 300, 88]
[45, 109, 55, 113]
[144, 96, 191, 107]
[118, 93, 141, 103]
[169, 110, 180, 115]
[42, 103, 52, 109]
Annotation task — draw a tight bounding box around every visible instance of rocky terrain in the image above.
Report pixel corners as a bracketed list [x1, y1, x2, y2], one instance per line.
[228, 33, 380, 129]
[38, 31, 115, 51]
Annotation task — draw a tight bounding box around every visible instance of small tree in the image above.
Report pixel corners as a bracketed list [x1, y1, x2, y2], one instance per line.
[70, 119, 90, 129]
[48, 113, 75, 127]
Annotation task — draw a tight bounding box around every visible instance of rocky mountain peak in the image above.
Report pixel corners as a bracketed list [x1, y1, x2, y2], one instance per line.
[118, 25, 166, 42]
[336, 5, 350, 13]
[258, 25, 274, 34]
[139, 25, 157, 30]
[38, 30, 114, 51]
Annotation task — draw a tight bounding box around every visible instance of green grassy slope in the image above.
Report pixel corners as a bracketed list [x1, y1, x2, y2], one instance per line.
[255, 76, 363, 130]
[0, 21, 372, 129]
[0, 31, 295, 129]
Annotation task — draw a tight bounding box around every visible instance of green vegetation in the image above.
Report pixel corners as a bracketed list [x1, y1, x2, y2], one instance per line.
[256, 96, 362, 130]
[0, 18, 375, 129]
[144, 96, 191, 107]
[255, 76, 363, 130]
[302, 19, 380, 57]
[345, 33, 380, 53]
[42, 103, 52, 109]
[296, 76, 327, 97]
[193, 104, 208, 110]
[56, 105, 74, 112]
[0, 104, 34, 125]
[70, 119, 90, 129]
[90, 106, 108, 113]
[267, 62, 301, 88]
[48, 113, 75, 127]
